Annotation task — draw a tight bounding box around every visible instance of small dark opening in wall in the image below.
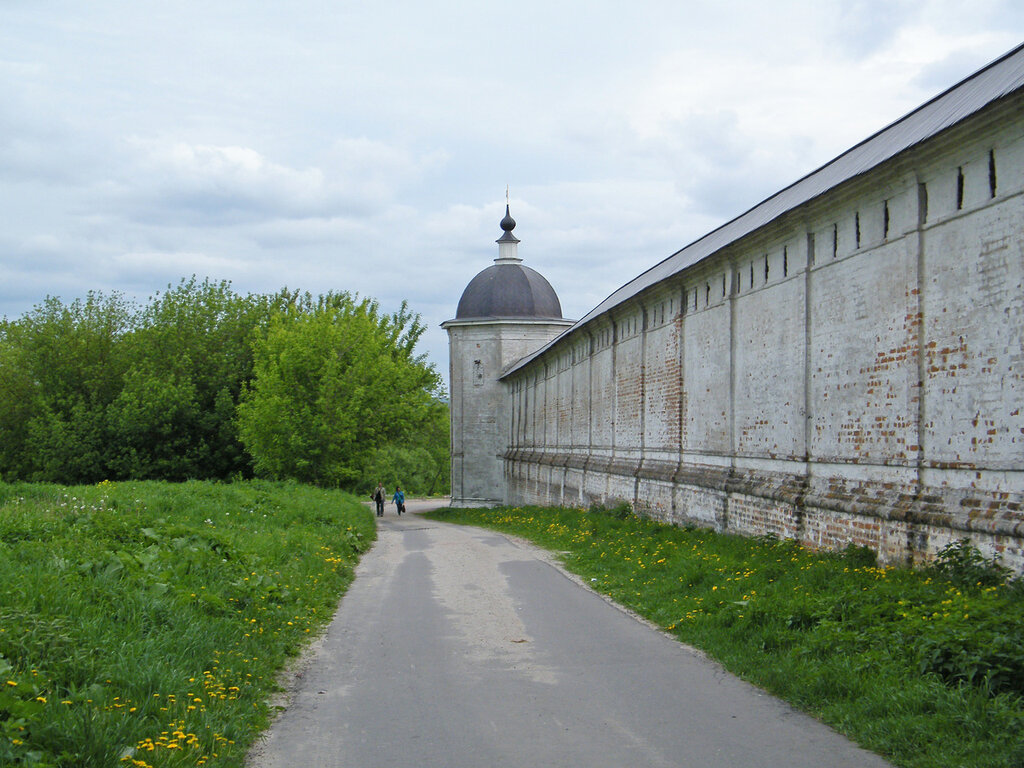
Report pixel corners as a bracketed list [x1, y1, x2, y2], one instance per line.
[783, 246, 788, 277]
[749, 262, 754, 288]
[832, 224, 838, 258]
[883, 200, 890, 239]
[764, 254, 769, 282]
[722, 275, 726, 297]
[693, 288, 698, 311]
[989, 149, 997, 198]
[808, 232, 816, 266]
[855, 212, 861, 248]
[918, 183, 928, 225]
[705, 283, 710, 306]
[956, 166, 965, 210]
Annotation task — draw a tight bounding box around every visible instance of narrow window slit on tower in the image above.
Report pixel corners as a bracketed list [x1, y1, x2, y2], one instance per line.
[750, 262, 754, 287]
[855, 212, 861, 248]
[722, 275, 726, 297]
[783, 246, 788, 277]
[918, 183, 929, 225]
[883, 200, 890, 239]
[832, 224, 838, 258]
[764, 254, 769, 282]
[989, 149, 997, 197]
[956, 166, 964, 210]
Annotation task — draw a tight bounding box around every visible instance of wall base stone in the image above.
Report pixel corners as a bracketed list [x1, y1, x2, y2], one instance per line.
[505, 452, 1024, 572]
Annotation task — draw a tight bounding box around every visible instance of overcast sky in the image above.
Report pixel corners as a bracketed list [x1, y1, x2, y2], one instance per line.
[2, 1, 1022, 381]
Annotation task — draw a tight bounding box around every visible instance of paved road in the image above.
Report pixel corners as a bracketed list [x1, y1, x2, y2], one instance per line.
[247, 499, 891, 768]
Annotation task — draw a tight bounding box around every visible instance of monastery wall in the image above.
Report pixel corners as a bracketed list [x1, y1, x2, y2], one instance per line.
[503, 94, 1024, 570]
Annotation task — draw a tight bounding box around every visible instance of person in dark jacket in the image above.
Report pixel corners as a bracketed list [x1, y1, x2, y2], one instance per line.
[372, 482, 386, 517]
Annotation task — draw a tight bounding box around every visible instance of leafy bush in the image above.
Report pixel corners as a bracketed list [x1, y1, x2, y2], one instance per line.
[917, 621, 1024, 697]
[928, 539, 1013, 589]
[587, 501, 633, 520]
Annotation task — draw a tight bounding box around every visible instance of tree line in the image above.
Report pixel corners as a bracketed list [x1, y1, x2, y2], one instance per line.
[0, 278, 449, 494]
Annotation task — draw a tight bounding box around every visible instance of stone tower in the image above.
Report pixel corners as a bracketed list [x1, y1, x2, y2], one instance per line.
[442, 206, 573, 507]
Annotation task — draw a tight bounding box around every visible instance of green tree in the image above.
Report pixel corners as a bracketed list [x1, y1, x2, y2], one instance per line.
[360, 398, 450, 495]
[238, 293, 441, 488]
[113, 277, 282, 479]
[106, 365, 200, 479]
[0, 281, 446, 488]
[0, 293, 136, 482]
[0, 325, 35, 478]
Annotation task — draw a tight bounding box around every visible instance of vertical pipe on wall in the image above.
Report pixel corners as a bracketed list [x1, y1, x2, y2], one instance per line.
[915, 180, 928, 481]
[800, 229, 815, 540]
[725, 263, 737, 532]
[676, 283, 687, 519]
[636, 302, 648, 508]
[609, 318, 618, 506]
[909, 179, 930, 562]
[803, 231, 815, 466]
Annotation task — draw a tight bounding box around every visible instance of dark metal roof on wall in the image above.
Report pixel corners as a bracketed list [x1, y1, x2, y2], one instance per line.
[502, 42, 1024, 378]
[455, 263, 564, 320]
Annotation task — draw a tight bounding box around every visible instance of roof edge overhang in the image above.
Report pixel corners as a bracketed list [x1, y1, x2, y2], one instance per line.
[442, 316, 576, 329]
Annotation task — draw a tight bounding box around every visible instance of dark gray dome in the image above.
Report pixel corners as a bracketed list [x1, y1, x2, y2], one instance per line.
[455, 263, 563, 320]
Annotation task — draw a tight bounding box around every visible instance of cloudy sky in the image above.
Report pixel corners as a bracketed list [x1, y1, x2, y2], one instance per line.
[2, 1, 1022, 380]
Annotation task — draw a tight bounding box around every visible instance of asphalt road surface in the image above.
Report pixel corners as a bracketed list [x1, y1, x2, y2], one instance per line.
[247, 499, 892, 768]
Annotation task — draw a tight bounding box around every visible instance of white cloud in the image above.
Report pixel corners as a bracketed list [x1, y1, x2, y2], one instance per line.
[118, 140, 334, 224]
[0, 0, 1022, 378]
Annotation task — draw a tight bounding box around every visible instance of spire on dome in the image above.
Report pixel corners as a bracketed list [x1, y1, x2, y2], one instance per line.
[496, 203, 520, 245]
[494, 200, 522, 263]
[450, 198, 565, 320]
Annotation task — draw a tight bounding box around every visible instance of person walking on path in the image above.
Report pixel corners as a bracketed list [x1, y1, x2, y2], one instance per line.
[372, 482, 386, 517]
[392, 486, 406, 515]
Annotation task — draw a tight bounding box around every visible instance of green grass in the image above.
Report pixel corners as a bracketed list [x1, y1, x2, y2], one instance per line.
[0, 480, 375, 768]
[425, 504, 1024, 768]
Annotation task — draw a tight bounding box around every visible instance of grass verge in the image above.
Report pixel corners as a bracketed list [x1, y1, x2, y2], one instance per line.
[0, 479, 374, 767]
[425, 504, 1024, 768]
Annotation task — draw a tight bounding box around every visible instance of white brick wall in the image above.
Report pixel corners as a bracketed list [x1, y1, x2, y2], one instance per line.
[498, 93, 1024, 571]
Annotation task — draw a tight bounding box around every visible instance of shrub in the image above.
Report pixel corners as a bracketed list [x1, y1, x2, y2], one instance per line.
[929, 539, 1012, 590]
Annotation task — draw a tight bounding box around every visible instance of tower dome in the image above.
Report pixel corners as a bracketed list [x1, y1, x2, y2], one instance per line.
[455, 206, 564, 320]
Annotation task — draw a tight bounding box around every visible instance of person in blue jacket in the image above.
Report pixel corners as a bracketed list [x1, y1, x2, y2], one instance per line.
[392, 486, 406, 515]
